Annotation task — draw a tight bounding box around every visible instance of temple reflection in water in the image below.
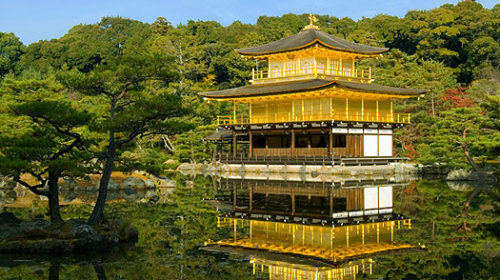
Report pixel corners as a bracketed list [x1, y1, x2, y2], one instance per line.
[250, 257, 373, 280]
[204, 179, 413, 279]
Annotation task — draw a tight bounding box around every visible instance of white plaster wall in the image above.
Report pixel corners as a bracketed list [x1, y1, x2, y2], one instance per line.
[364, 135, 378, 156]
[379, 135, 393, 157]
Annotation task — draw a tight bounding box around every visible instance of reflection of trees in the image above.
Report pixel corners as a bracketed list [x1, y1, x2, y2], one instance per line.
[48, 262, 59, 280]
[93, 262, 107, 280]
[368, 180, 498, 279]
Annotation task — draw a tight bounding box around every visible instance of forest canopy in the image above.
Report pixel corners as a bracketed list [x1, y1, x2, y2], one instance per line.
[0, 0, 499, 171]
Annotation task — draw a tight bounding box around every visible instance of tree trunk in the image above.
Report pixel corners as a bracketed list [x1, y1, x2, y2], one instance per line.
[47, 171, 63, 223]
[461, 128, 481, 172]
[88, 131, 116, 225]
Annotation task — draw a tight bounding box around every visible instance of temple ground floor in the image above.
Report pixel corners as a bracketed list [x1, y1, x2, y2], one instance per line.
[211, 125, 395, 158]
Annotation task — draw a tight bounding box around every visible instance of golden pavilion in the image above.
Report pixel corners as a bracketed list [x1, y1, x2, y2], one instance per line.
[200, 15, 425, 160]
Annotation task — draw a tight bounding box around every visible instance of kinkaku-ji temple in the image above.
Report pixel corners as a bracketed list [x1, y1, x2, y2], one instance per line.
[203, 179, 414, 279]
[200, 15, 425, 164]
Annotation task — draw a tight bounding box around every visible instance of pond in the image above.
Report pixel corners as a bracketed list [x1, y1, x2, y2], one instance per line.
[0, 175, 498, 280]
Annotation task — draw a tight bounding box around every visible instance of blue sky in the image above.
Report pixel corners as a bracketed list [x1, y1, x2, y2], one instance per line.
[0, 0, 497, 45]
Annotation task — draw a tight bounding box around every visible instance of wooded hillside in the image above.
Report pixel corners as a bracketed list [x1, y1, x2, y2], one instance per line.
[0, 0, 498, 171]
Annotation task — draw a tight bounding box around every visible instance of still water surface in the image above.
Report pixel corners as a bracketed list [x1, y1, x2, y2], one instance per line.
[0, 175, 497, 280]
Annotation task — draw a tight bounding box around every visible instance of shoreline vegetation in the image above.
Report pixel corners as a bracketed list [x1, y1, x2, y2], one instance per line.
[0, 1, 498, 263]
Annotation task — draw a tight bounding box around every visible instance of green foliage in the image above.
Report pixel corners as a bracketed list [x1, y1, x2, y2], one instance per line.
[174, 125, 218, 162]
[0, 32, 25, 78]
[417, 105, 499, 169]
[1, 3, 499, 169]
[0, 78, 93, 178]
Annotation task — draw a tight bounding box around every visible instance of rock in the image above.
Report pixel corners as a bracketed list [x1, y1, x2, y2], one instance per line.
[71, 223, 97, 239]
[60, 191, 77, 203]
[19, 220, 50, 233]
[95, 179, 119, 191]
[119, 223, 139, 242]
[107, 180, 120, 191]
[4, 190, 17, 203]
[446, 169, 472, 181]
[185, 180, 194, 188]
[120, 177, 145, 190]
[148, 195, 160, 204]
[157, 178, 176, 188]
[0, 211, 21, 225]
[0, 178, 16, 189]
[144, 179, 156, 189]
[123, 187, 144, 202]
[144, 190, 156, 199]
[59, 177, 77, 190]
[106, 190, 119, 201]
[0, 212, 22, 239]
[24, 239, 73, 254]
[447, 181, 474, 192]
[124, 187, 137, 195]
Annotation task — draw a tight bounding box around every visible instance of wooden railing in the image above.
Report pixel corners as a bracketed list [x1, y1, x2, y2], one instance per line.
[217, 112, 411, 125]
[252, 65, 371, 81]
[217, 152, 410, 166]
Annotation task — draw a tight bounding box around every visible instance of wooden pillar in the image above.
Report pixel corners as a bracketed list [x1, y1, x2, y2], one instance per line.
[362, 224, 365, 244]
[233, 100, 236, 124]
[377, 223, 380, 243]
[329, 91, 333, 119]
[249, 102, 252, 123]
[391, 222, 394, 242]
[233, 182, 237, 208]
[266, 103, 269, 123]
[232, 133, 237, 158]
[314, 54, 317, 76]
[352, 59, 355, 77]
[329, 129, 333, 156]
[329, 188, 334, 216]
[345, 98, 349, 120]
[249, 131, 253, 158]
[301, 99, 305, 121]
[291, 191, 295, 215]
[346, 226, 350, 247]
[249, 185, 253, 212]
[265, 135, 268, 154]
[297, 57, 301, 75]
[291, 129, 295, 155]
[390, 100, 393, 122]
[233, 218, 237, 242]
[361, 99, 364, 121]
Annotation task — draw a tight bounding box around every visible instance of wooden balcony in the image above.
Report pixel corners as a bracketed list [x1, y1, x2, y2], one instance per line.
[216, 112, 411, 125]
[251, 64, 372, 84]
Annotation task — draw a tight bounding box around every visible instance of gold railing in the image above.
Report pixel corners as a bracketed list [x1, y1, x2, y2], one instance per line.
[252, 65, 371, 81]
[217, 112, 411, 125]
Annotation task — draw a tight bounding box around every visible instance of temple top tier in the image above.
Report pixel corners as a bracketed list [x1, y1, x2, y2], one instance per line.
[230, 16, 394, 85]
[236, 28, 388, 58]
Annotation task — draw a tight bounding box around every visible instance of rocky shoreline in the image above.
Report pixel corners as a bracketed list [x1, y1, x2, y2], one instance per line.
[0, 211, 138, 255]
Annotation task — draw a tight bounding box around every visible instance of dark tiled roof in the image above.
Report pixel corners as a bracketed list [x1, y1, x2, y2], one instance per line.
[236, 29, 389, 56]
[204, 130, 233, 141]
[199, 79, 427, 99]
